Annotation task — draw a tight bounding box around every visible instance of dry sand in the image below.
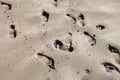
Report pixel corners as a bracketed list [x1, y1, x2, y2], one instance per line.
[0, 0, 120, 80]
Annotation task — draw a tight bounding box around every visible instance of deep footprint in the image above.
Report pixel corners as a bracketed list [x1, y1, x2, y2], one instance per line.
[102, 62, 120, 73]
[9, 24, 17, 38]
[35, 52, 55, 70]
[1, 2, 12, 10]
[83, 31, 96, 46]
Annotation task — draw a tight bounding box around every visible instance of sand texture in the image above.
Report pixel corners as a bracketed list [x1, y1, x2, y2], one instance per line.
[0, 0, 120, 80]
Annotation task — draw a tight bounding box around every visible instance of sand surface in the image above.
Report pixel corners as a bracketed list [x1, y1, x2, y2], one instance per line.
[0, 0, 120, 80]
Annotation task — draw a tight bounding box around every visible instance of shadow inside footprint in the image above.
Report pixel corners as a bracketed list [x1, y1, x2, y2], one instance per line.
[102, 62, 120, 73]
[1, 2, 12, 10]
[42, 10, 49, 22]
[37, 53, 55, 70]
[83, 31, 96, 46]
[84, 31, 89, 36]
[13, 30, 17, 38]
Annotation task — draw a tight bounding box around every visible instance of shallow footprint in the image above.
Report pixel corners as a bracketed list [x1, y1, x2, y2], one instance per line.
[83, 31, 96, 46]
[66, 14, 76, 24]
[34, 52, 55, 70]
[8, 25, 17, 38]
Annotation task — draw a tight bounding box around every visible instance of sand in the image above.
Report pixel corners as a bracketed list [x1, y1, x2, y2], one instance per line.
[0, 0, 120, 80]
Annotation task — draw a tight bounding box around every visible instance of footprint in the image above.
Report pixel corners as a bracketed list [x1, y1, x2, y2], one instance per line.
[40, 10, 49, 25]
[34, 52, 55, 70]
[66, 14, 76, 24]
[108, 44, 120, 55]
[8, 25, 17, 38]
[1, 1, 12, 10]
[102, 62, 120, 73]
[54, 39, 74, 52]
[108, 44, 120, 64]
[54, 33, 74, 52]
[96, 25, 105, 30]
[77, 13, 85, 26]
[83, 31, 96, 46]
